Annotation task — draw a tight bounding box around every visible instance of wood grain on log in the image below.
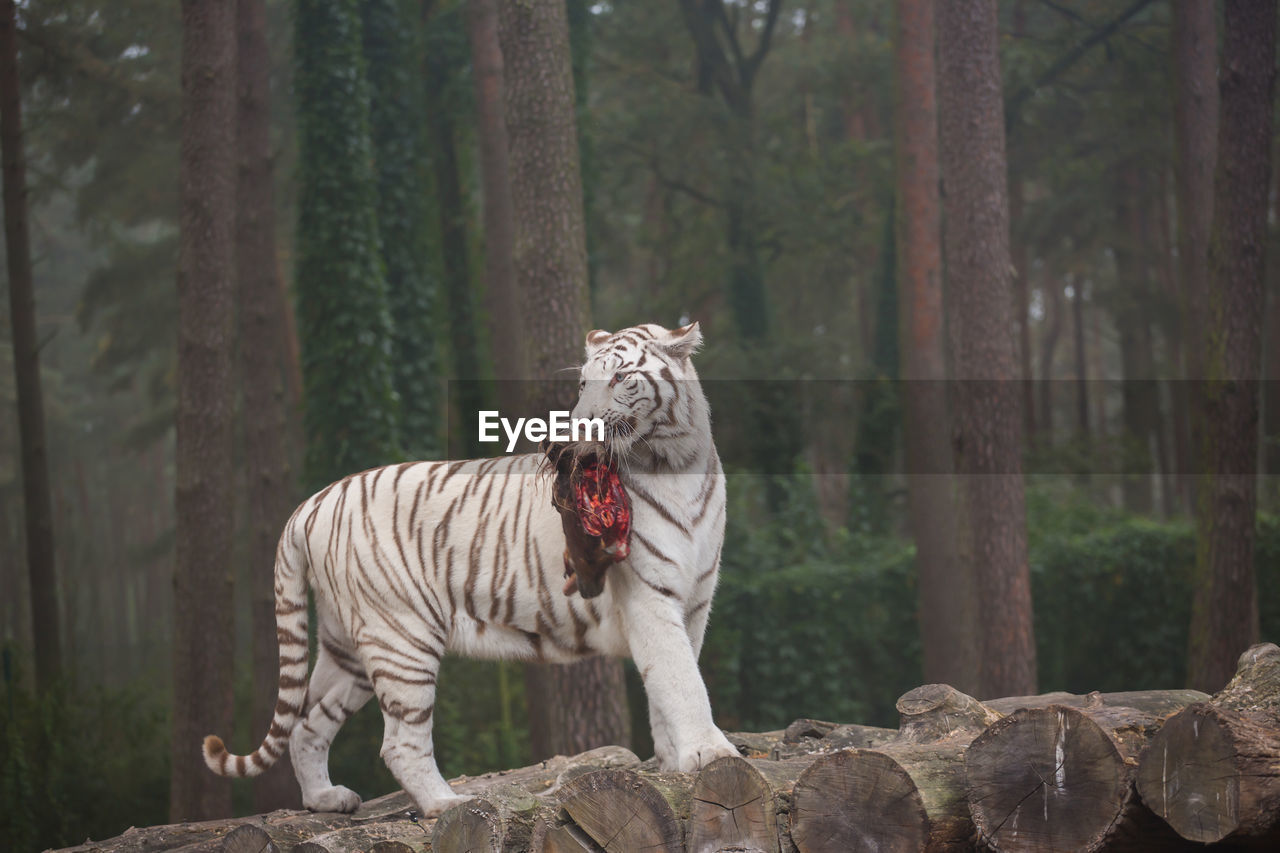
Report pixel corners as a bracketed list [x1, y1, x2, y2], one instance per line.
[432, 783, 549, 852]
[771, 717, 897, 760]
[1136, 643, 1280, 844]
[367, 839, 429, 853]
[726, 728, 786, 758]
[986, 689, 1208, 717]
[293, 819, 426, 853]
[533, 768, 689, 852]
[791, 684, 998, 852]
[966, 702, 1200, 852]
[687, 755, 813, 853]
[218, 825, 275, 853]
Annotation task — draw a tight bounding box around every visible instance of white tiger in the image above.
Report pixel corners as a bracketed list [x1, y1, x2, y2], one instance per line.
[202, 322, 737, 817]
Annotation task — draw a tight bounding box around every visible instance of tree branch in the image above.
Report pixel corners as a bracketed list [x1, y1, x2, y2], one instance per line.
[17, 22, 176, 106]
[1006, 0, 1154, 127]
[709, 0, 746, 77]
[743, 0, 783, 87]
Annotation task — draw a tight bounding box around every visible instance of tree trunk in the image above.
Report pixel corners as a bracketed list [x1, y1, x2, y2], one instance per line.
[0, 0, 61, 693]
[894, 0, 975, 696]
[1171, 0, 1218, 512]
[1138, 643, 1280, 844]
[295, 0, 399, 490]
[499, 0, 630, 761]
[936, 0, 1036, 699]
[1072, 281, 1091, 451]
[236, 0, 302, 813]
[365, 0, 439, 461]
[1038, 275, 1062, 445]
[424, 73, 485, 460]
[467, 0, 523, 397]
[1114, 163, 1157, 515]
[1188, 0, 1275, 694]
[1011, 1, 1035, 445]
[171, 0, 237, 821]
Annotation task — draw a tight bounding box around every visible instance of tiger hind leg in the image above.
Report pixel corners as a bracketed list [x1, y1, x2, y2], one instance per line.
[290, 634, 374, 813]
[371, 658, 467, 818]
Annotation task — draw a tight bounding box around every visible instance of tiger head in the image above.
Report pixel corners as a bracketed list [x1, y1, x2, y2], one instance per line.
[571, 322, 710, 469]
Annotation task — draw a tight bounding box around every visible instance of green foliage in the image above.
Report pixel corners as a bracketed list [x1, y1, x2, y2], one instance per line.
[704, 476, 1280, 731]
[1032, 515, 1196, 692]
[295, 0, 400, 488]
[703, 475, 921, 730]
[0, 656, 169, 851]
[362, 0, 441, 460]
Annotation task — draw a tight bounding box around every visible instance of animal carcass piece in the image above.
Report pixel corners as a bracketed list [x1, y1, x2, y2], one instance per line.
[544, 442, 632, 598]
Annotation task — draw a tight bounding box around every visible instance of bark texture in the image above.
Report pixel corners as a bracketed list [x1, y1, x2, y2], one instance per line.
[1171, 0, 1217, 514]
[894, 0, 974, 697]
[0, 0, 61, 692]
[172, 0, 237, 821]
[1188, 0, 1275, 694]
[236, 0, 302, 812]
[936, 0, 1036, 698]
[499, 0, 630, 759]
[468, 0, 522, 392]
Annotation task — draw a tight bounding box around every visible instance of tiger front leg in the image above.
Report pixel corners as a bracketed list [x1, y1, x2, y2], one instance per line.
[624, 595, 737, 772]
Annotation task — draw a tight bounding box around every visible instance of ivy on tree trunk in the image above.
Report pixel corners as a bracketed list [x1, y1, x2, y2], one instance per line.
[295, 0, 399, 490]
[363, 0, 440, 461]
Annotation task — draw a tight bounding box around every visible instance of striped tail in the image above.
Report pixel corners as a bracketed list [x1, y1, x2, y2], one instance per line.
[202, 523, 311, 778]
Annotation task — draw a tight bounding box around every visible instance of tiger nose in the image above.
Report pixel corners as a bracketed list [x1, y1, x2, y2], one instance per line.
[571, 382, 606, 421]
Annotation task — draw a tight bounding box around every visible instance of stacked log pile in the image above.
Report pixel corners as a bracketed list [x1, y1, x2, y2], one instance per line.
[55, 644, 1280, 853]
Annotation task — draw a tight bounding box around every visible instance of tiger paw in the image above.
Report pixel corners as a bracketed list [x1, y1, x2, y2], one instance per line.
[417, 792, 470, 819]
[675, 733, 739, 773]
[305, 784, 362, 814]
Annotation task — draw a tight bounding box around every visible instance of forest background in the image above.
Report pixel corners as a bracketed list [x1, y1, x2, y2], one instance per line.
[2, 0, 1279, 849]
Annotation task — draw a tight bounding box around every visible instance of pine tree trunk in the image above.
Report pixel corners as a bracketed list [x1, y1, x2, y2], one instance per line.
[894, 0, 975, 696]
[426, 95, 485, 459]
[171, 0, 237, 821]
[1174, 0, 1221, 682]
[500, 0, 630, 760]
[236, 0, 302, 813]
[1072, 282, 1091, 446]
[0, 0, 61, 693]
[1038, 275, 1062, 445]
[1114, 163, 1157, 515]
[1189, 0, 1276, 694]
[467, 0, 522, 397]
[295, 0, 399, 490]
[936, 0, 1036, 699]
[366, 0, 439, 461]
[1171, 0, 1217, 473]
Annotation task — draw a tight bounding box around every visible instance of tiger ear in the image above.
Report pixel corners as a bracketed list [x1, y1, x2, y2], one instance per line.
[662, 321, 703, 362]
[584, 329, 612, 357]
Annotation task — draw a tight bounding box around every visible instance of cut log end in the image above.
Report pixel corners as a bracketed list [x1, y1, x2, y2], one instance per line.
[688, 756, 778, 853]
[536, 768, 684, 853]
[791, 749, 929, 853]
[966, 705, 1131, 853]
[1136, 705, 1257, 843]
